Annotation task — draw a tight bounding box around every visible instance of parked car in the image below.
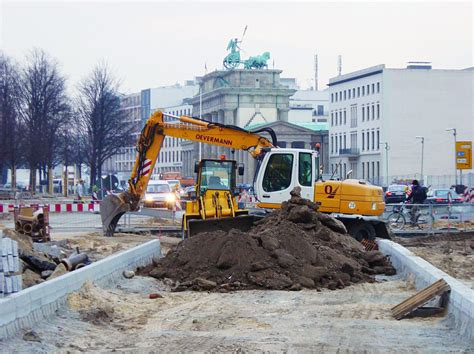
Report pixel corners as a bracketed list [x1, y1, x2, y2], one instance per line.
[143, 180, 176, 209]
[384, 184, 407, 203]
[426, 189, 464, 204]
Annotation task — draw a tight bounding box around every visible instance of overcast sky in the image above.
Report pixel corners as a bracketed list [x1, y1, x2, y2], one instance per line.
[1, 1, 472, 94]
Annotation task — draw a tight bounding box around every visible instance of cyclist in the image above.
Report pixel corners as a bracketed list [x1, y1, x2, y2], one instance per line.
[405, 179, 427, 222]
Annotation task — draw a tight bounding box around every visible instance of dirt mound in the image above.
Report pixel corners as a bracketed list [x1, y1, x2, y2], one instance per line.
[148, 188, 395, 291]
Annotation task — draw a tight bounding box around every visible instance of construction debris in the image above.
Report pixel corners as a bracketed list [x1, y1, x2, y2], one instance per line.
[391, 278, 450, 320]
[149, 189, 396, 291]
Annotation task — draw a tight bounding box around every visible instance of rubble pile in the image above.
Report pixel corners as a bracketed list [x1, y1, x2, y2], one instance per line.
[149, 188, 395, 291]
[2, 229, 89, 288]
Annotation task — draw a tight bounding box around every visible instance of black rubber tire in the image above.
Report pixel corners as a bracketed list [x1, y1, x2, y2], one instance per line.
[348, 221, 376, 242]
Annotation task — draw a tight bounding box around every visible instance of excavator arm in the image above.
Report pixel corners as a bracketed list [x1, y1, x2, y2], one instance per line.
[101, 110, 275, 236]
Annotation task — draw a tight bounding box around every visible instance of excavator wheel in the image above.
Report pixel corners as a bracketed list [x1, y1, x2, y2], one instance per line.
[185, 214, 258, 238]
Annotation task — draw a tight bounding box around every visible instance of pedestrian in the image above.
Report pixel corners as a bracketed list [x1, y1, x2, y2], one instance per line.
[76, 179, 84, 202]
[92, 184, 99, 203]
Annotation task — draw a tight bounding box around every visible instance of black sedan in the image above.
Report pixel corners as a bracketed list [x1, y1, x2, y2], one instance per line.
[426, 189, 464, 204]
[384, 184, 407, 204]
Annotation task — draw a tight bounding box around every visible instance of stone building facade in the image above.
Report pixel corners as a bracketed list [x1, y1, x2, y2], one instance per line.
[181, 69, 296, 181]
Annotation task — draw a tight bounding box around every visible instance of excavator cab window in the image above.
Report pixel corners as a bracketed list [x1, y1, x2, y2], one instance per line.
[198, 160, 236, 193]
[262, 153, 294, 192]
[298, 152, 312, 187]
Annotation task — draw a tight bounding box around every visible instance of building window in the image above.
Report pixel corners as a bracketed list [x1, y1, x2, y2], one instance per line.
[335, 136, 338, 153]
[371, 131, 375, 150]
[371, 104, 375, 120]
[351, 132, 357, 149]
[292, 141, 305, 148]
[377, 161, 380, 178]
[372, 161, 375, 178]
[366, 84, 370, 95]
[377, 103, 380, 119]
[377, 82, 380, 93]
[362, 105, 365, 121]
[376, 130, 380, 149]
[362, 163, 365, 178]
[366, 132, 370, 150]
[317, 105, 324, 115]
[362, 86, 365, 96]
[367, 162, 370, 179]
[331, 93, 334, 102]
[362, 131, 365, 150]
[331, 136, 334, 154]
[352, 88, 355, 97]
[357, 87, 360, 97]
[343, 134, 347, 149]
[350, 104, 358, 128]
[348, 90, 351, 99]
[344, 90, 347, 100]
[372, 83, 375, 94]
[331, 112, 334, 126]
[343, 109, 347, 125]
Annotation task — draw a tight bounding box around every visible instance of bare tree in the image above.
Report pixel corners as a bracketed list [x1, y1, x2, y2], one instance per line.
[77, 63, 132, 188]
[18, 49, 70, 192]
[0, 52, 22, 189]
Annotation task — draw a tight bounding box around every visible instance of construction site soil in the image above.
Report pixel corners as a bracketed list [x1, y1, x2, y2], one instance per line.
[396, 232, 474, 289]
[148, 190, 395, 291]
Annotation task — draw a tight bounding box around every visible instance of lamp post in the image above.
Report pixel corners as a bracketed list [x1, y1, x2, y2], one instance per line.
[415, 136, 424, 183]
[446, 128, 457, 185]
[198, 81, 203, 161]
[379, 142, 390, 186]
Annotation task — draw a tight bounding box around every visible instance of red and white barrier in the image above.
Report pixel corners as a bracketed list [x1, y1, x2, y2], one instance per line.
[0, 203, 100, 214]
[464, 187, 474, 204]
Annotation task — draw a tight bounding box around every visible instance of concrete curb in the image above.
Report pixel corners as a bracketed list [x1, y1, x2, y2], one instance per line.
[378, 239, 474, 342]
[0, 239, 160, 339]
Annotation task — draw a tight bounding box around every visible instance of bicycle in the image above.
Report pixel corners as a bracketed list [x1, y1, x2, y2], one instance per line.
[386, 202, 434, 231]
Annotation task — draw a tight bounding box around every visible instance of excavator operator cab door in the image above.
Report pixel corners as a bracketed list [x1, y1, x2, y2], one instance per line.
[254, 148, 319, 206]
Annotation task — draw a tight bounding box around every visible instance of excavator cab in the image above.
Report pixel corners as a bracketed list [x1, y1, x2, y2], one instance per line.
[182, 158, 257, 238]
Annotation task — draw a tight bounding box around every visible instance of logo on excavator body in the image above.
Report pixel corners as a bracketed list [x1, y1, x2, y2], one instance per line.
[195, 134, 233, 146]
[324, 185, 339, 199]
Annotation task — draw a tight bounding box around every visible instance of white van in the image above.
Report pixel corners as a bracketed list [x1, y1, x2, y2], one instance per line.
[143, 180, 175, 209]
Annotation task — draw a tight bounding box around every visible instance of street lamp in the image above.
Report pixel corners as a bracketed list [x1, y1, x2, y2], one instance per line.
[198, 80, 203, 160]
[415, 136, 424, 183]
[446, 128, 457, 185]
[379, 141, 390, 186]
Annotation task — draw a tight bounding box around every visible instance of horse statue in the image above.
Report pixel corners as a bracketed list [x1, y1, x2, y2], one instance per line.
[243, 52, 271, 70]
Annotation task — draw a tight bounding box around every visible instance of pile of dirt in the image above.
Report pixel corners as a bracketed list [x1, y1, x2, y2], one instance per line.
[148, 188, 395, 291]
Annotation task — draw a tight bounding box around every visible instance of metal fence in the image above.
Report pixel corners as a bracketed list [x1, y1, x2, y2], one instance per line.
[367, 173, 474, 189]
[0, 206, 183, 235]
[382, 203, 474, 235]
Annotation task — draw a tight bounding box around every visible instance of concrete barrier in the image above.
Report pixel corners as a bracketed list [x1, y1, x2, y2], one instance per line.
[378, 239, 474, 342]
[0, 239, 161, 339]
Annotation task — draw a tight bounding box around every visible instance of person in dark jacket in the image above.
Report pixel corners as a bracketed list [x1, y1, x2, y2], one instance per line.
[406, 179, 427, 222]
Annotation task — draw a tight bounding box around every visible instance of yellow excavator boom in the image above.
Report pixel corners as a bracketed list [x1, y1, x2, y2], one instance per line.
[100, 111, 275, 235]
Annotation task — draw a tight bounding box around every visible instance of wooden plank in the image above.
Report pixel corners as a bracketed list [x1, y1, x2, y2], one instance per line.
[391, 279, 450, 320]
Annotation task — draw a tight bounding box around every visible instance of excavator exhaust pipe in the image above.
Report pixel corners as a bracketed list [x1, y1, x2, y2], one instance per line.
[100, 192, 132, 236]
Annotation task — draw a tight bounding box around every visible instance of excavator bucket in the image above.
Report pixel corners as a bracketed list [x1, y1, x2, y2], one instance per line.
[100, 193, 131, 236]
[186, 214, 259, 238]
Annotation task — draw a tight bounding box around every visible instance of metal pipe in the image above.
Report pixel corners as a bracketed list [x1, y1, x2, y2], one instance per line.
[22, 222, 33, 234]
[61, 253, 89, 271]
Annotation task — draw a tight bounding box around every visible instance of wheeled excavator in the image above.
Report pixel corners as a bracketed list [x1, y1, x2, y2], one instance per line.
[101, 111, 390, 240]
